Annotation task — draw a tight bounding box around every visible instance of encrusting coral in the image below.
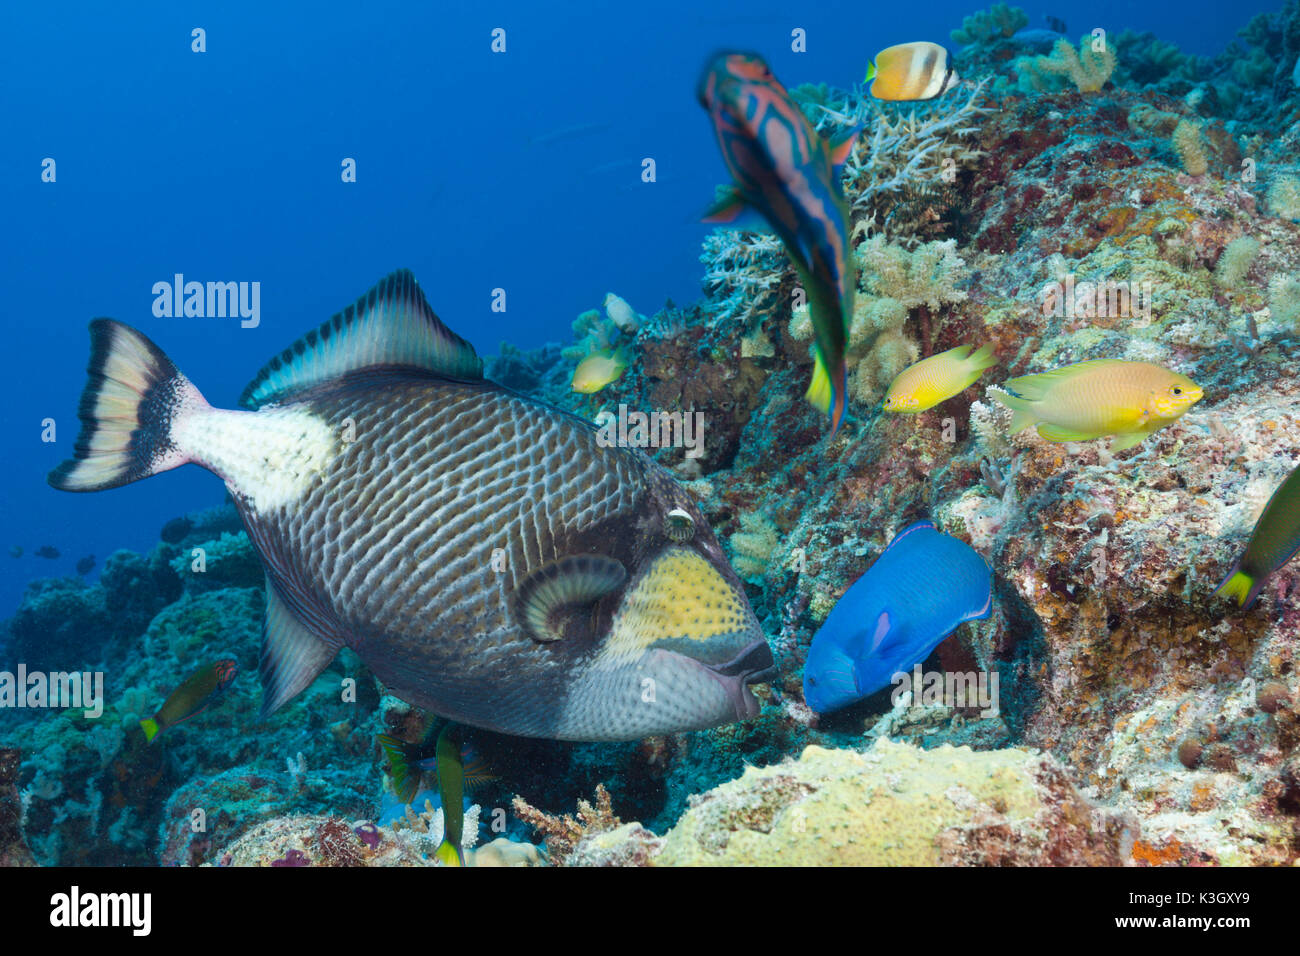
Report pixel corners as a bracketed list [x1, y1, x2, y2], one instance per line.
[568, 741, 1135, 866]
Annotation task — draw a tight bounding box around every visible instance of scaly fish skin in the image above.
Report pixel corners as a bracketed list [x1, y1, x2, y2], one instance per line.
[50, 271, 775, 742]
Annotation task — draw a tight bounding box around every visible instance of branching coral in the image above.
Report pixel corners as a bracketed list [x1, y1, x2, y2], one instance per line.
[699, 230, 791, 329]
[512, 784, 620, 866]
[1017, 35, 1118, 93]
[811, 81, 990, 246]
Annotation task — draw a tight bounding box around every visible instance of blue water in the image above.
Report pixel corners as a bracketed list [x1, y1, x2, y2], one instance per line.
[0, 0, 1273, 614]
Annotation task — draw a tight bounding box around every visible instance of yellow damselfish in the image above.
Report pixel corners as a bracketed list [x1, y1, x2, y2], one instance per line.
[884, 344, 996, 413]
[571, 347, 630, 394]
[991, 359, 1203, 451]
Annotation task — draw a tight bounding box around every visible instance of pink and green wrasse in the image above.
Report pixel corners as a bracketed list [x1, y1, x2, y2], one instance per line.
[698, 50, 860, 435]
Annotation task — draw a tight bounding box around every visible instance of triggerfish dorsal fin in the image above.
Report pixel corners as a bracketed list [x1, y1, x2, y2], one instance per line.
[239, 269, 483, 410]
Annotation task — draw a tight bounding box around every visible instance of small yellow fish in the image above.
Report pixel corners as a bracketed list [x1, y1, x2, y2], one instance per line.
[865, 41, 960, 101]
[884, 344, 996, 413]
[991, 359, 1203, 451]
[571, 347, 630, 394]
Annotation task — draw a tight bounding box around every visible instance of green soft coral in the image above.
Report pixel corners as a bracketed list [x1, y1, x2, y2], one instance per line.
[1017, 35, 1118, 93]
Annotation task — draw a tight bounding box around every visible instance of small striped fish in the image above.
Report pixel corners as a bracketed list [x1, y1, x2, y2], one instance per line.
[698, 50, 859, 436]
[49, 271, 776, 741]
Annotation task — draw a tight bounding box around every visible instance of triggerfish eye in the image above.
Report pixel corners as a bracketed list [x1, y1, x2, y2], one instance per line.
[666, 507, 696, 542]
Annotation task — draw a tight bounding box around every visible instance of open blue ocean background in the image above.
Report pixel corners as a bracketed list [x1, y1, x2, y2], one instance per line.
[0, 0, 1268, 616]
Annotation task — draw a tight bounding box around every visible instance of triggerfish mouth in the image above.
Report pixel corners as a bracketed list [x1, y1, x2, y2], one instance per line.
[802, 520, 992, 714]
[49, 270, 776, 741]
[697, 50, 859, 436]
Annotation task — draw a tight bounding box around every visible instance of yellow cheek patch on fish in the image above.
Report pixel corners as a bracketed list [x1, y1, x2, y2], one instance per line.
[174, 406, 339, 515]
[602, 547, 752, 664]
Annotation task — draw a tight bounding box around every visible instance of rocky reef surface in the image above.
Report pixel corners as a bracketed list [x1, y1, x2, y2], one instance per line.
[4, 4, 1300, 866]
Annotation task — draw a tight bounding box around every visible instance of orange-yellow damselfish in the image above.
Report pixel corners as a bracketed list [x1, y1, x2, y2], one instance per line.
[992, 359, 1202, 451]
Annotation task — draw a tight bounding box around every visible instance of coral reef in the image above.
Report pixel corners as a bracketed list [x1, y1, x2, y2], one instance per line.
[512, 783, 620, 865]
[570, 741, 1133, 866]
[9, 4, 1300, 869]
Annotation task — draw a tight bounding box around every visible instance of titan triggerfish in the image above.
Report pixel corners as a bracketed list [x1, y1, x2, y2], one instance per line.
[49, 270, 776, 741]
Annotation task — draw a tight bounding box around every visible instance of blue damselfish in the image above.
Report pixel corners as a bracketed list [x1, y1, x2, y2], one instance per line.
[802, 521, 992, 714]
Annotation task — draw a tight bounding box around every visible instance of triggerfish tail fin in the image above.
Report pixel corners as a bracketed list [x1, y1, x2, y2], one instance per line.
[864, 61, 878, 83]
[48, 320, 209, 493]
[434, 839, 465, 867]
[139, 718, 160, 743]
[806, 349, 848, 436]
[1215, 564, 1261, 610]
[376, 733, 422, 805]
